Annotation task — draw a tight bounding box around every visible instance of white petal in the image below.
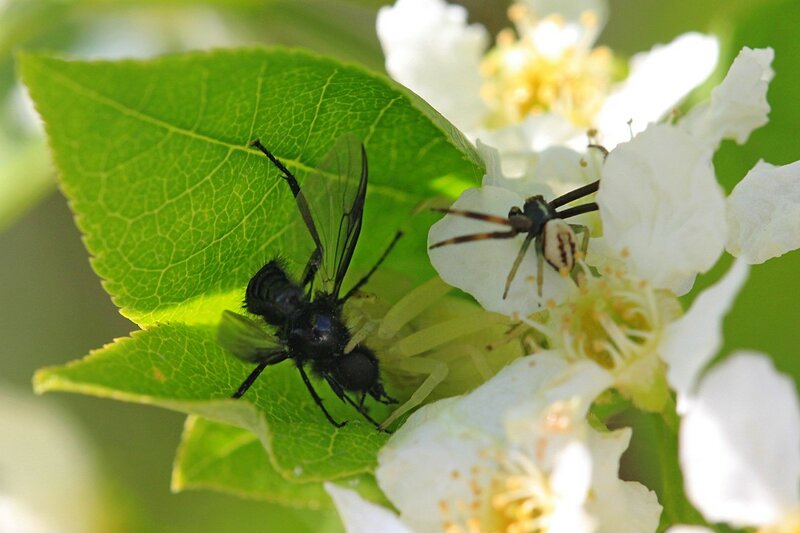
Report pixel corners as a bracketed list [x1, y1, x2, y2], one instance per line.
[726, 159, 800, 264]
[428, 186, 577, 316]
[680, 353, 800, 526]
[377, 354, 615, 532]
[584, 428, 663, 533]
[550, 440, 592, 503]
[478, 137, 597, 200]
[661, 259, 749, 414]
[475, 126, 537, 180]
[680, 47, 774, 150]
[520, 113, 587, 153]
[376, 359, 574, 528]
[548, 442, 596, 533]
[0, 496, 50, 533]
[476, 139, 505, 186]
[325, 483, 412, 533]
[597, 124, 727, 291]
[454, 353, 576, 436]
[500, 359, 613, 472]
[597, 33, 718, 148]
[0, 388, 99, 533]
[520, 0, 608, 47]
[377, 0, 488, 132]
[665, 527, 714, 533]
[604, 481, 663, 533]
[376, 408, 495, 532]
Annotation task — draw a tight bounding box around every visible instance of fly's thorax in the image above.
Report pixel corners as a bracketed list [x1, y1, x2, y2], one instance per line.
[542, 219, 577, 275]
[245, 259, 306, 324]
[288, 302, 350, 363]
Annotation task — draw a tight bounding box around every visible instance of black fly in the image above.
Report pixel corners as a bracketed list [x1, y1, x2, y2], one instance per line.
[217, 134, 400, 429]
[428, 146, 606, 299]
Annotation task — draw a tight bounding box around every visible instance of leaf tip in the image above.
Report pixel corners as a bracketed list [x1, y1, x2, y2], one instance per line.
[31, 366, 59, 395]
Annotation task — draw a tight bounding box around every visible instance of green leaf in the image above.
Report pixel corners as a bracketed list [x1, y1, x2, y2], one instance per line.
[173, 415, 383, 509]
[613, 408, 707, 531]
[19, 48, 481, 327]
[21, 47, 483, 502]
[34, 323, 389, 505]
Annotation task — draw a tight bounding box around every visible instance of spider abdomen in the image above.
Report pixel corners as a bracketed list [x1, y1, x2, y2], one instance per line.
[542, 219, 578, 274]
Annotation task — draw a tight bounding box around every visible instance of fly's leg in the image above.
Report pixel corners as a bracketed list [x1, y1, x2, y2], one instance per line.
[231, 362, 268, 399]
[323, 374, 386, 431]
[340, 231, 403, 303]
[296, 362, 346, 428]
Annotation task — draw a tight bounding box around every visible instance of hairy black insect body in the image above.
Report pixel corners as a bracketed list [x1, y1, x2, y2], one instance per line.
[218, 135, 400, 430]
[245, 260, 305, 323]
[245, 262, 390, 406]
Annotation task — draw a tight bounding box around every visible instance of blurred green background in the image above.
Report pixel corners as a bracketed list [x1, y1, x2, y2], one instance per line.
[1, 0, 797, 531]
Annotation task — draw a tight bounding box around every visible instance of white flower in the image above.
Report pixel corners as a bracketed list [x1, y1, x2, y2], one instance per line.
[376, 0, 488, 133]
[428, 184, 579, 317]
[679, 353, 800, 529]
[680, 47, 774, 151]
[377, 0, 718, 153]
[324, 482, 412, 533]
[596, 124, 727, 294]
[427, 47, 786, 316]
[660, 259, 749, 414]
[597, 46, 800, 292]
[537, 258, 747, 413]
[726, 159, 800, 264]
[428, 142, 602, 316]
[367, 355, 661, 533]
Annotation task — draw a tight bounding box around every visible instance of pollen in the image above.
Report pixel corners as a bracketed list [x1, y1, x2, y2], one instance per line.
[548, 269, 678, 372]
[479, 3, 614, 129]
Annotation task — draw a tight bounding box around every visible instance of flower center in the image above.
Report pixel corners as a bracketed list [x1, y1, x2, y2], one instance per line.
[480, 3, 613, 129]
[491, 452, 555, 533]
[758, 509, 800, 533]
[439, 451, 558, 533]
[548, 267, 678, 372]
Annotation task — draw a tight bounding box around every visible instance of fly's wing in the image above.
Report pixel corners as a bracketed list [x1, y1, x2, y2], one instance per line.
[300, 133, 368, 299]
[216, 310, 284, 363]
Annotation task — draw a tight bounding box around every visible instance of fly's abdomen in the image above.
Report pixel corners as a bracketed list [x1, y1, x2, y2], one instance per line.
[245, 260, 306, 324]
